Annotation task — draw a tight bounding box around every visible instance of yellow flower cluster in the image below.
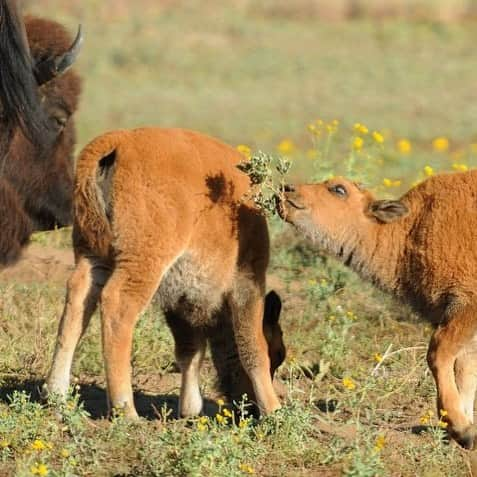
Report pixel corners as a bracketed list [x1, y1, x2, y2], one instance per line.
[277, 139, 295, 155]
[423, 165, 434, 177]
[354, 123, 368, 135]
[239, 463, 256, 474]
[196, 416, 209, 432]
[372, 131, 384, 144]
[236, 144, 251, 159]
[0, 438, 10, 448]
[346, 310, 357, 320]
[374, 435, 386, 452]
[432, 137, 449, 152]
[383, 178, 401, 188]
[419, 409, 434, 424]
[342, 377, 356, 390]
[396, 139, 412, 154]
[31, 440, 52, 452]
[30, 463, 48, 476]
[374, 353, 383, 363]
[308, 119, 339, 136]
[452, 163, 468, 172]
[352, 137, 364, 151]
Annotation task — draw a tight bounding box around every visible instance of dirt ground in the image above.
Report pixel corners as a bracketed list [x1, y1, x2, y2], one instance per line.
[0, 244, 74, 285]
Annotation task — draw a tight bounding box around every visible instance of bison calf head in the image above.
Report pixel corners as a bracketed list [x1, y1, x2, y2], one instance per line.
[277, 177, 409, 254]
[210, 290, 286, 413]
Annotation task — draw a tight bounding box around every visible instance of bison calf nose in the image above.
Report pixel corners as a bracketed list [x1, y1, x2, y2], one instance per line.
[283, 184, 295, 192]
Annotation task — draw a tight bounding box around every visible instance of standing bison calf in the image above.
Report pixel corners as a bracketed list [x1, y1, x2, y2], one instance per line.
[278, 171, 477, 448]
[44, 128, 284, 418]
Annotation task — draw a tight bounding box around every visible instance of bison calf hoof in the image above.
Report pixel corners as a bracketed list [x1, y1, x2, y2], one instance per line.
[452, 426, 475, 450]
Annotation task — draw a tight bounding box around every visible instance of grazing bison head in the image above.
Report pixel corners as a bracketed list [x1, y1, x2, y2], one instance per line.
[209, 290, 286, 414]
[0, 3, 82, 264]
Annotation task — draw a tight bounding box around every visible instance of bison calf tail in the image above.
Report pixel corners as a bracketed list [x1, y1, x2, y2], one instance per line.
[74, 130, 126, 258]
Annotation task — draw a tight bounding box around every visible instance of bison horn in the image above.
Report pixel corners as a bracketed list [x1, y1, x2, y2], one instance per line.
[34, 25, 83, 86]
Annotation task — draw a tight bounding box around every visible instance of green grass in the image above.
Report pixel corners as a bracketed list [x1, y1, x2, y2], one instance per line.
[1, 1, 476, 475]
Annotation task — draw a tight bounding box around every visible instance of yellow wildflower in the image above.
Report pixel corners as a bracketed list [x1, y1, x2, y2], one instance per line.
[342, 377, 356, 390]
[30, 463, 49, 476]
[223, 408, 233, 418]
[432, 137, 449, 152]
[352, 137, 364, 151]
[328, 315, 336, 322]
[452, 163, 468, 172]
[236, 144, 251, 159]
[197, 422, 207, 432]
[423, 165, 434, 177]
[372, 131, 384, 144]
[396, 139, 411, 154]
[374, 435, 386, 452]
[419, 410, 434, 424]
[216, 398, 225, 407]
[439, 409, 448, 417]
[277, 139, 295, 155]
[239, 463, 256, 474]
[60, 448, 70, 458]
[353, 123, 368, 135]
[326, 120, 339, 134]
[239, 419, 248, 429]
[216, 413, 227, 425]
[31, 440, 47, 451]
[307, 123, 317, 133]
[383, 178, 401, 187]
[438, 420, 448, 428]
[374, 353, 383, 363]
[0, 439, 10, 448]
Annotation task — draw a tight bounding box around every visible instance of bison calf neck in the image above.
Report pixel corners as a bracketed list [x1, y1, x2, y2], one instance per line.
[44, 128, 284, 418]
[280, 172, 477, 448]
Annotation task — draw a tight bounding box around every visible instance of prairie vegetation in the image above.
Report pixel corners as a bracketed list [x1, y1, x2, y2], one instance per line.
[1, 1, 476, 475]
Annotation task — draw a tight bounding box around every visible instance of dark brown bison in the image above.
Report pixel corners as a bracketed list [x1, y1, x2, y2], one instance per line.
[0, 0, 82, 266]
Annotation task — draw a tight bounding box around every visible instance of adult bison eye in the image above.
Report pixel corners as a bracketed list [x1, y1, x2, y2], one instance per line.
[328, 184, 347, 197]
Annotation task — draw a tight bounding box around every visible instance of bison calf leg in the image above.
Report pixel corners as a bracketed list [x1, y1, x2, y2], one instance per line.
[100, 266, 163, 419]
[165, 311, 206, 417]
[230, 278, 281, 415]
[44, 257, 106, 398]
[427, 305, 477, 449]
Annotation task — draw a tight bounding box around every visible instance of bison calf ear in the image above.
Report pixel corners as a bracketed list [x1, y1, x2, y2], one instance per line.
[264, 290, 282, 324]
[369, 200, 409, 223]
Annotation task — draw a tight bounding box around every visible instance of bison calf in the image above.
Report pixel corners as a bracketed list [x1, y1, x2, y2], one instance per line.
[44, 128, 284, 418]
[279, 172, 477, 448]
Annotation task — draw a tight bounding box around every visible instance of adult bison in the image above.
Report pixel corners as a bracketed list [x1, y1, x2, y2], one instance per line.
[0, 0, 82, 266]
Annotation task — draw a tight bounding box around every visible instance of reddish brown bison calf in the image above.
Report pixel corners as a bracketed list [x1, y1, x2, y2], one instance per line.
[279, 171, 477, 448]
[44, 128, 285, 418]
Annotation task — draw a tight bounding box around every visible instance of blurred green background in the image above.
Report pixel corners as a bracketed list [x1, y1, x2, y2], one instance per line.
[22, 0, 477, 188]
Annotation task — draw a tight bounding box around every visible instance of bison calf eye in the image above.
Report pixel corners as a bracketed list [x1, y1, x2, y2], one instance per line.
[328, 184, 347, 197]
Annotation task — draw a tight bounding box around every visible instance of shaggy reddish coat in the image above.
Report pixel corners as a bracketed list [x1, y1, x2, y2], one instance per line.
[279, 172, 477, 448]
[44, 128, 285, 418]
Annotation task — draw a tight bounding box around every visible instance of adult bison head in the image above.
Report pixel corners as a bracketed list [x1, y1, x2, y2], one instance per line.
[0, 1, 82, 264]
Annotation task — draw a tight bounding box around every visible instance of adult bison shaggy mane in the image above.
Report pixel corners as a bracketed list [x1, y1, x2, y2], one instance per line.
[0, 1, 82, 266]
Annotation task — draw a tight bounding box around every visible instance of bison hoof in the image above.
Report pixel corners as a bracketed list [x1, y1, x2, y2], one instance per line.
[452, 426, 475, 450]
